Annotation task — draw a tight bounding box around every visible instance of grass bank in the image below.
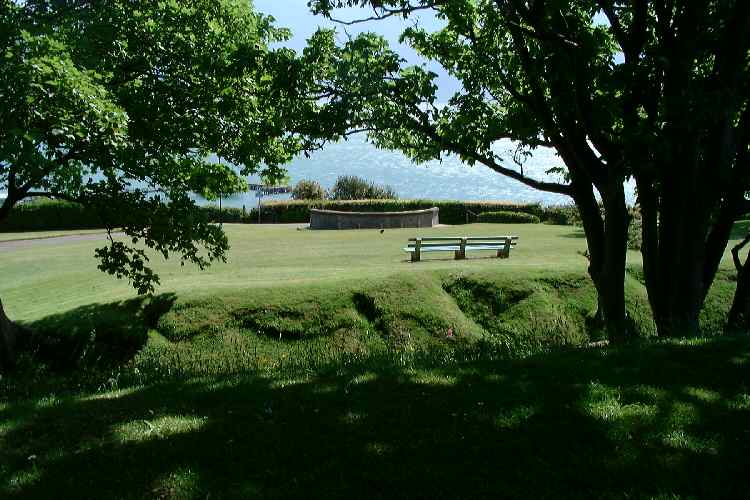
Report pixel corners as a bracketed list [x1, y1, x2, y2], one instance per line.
[0, 223, 599, 321]
[1, 224, 747, 498]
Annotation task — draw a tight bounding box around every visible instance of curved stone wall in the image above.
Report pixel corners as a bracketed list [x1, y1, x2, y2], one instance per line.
[309, 207, 439, 230]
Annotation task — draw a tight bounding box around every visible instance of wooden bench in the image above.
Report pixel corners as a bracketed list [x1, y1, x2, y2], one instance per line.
[403, 236, 519, 262]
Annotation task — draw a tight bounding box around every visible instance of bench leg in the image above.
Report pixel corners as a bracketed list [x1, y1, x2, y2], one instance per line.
[411, 251, 421, 262]
[497, 248, 510, 259]
[454, 250, 465, 260]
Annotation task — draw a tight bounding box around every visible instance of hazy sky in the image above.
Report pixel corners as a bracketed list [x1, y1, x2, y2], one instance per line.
[252, 0, 461, 101]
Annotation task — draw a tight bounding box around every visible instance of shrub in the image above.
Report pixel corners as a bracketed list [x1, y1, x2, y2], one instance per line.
[250, 199, 545, 225]
[544, 204, 581, 225]
[328, 175, 397, 200]
[291, 179, 327, 200]
[1, 199, 103, 231]
[627, 206, 642, 250]
[477, 210, 541, 224]
[199, 205, 250, 224]
[0, 199, 251, 232]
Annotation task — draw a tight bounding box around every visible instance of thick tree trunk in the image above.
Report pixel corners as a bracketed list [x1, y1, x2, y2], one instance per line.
[654, 242, 706, 338]
[637, 179, 663, 325]
[651, 172, 711, 338]
[600, 178, 630, 343]
[728, 236, 750, 333]
[571, 177, 629, 343]
[728, 267, 750, 333]
[0, 299, 19, 371]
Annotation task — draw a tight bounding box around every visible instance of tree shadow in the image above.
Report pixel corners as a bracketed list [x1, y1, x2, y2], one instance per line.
[730, 219, 750, 240]
[19, 293, 176, 371]
[558, 228, 587, 238]
[1, 338, 748, 498]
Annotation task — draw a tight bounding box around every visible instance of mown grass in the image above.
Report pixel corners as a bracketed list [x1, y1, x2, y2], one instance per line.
[1, 223, 748, 498]
[0, 223, 601, 322]
[1, 336, 748, 499]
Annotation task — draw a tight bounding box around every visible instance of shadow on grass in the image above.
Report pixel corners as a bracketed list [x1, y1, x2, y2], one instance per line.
[559, 228, 587, 239]
[1, 338, 749, 498]
[731, 219, 750, 240]
[20, 293, 176, 371]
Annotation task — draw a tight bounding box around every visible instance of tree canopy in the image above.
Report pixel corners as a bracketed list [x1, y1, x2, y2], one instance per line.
[0, 0, 330, 293]
[308, 0, 750, 340]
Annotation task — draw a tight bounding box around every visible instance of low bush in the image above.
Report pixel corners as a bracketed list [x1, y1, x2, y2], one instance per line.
[1, 199, 103, 231]
[199, 205, 252, 224]
[291, 179, 327, 200]
[251, 199, 546, 225]
[544, 204, 581, 225]
[3, 198, 618, 230]
[477, 210, 541, 224]
[328, 175, 397, 200]
[0, 199, 252, 231]
[627, 206, 642, 250]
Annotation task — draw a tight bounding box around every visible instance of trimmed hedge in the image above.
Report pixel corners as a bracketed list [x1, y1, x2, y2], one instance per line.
[0, 200, 254, 232]
[251, 199, 546, 225]
[476, 210, 541, 224]
[2, 198, 565, 231]
[199, 205, 253, 224]
[0, 200, 103, 232]
[543, 204, 581, 225]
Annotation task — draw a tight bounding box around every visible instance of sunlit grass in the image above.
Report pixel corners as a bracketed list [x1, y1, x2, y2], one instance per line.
[1, 224, 748, 497]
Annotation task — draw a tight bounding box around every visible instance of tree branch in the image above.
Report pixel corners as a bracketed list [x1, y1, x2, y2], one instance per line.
[23, 191, 82, 203]
[399, 98, 573, 195]
[326, 2, 439, 26]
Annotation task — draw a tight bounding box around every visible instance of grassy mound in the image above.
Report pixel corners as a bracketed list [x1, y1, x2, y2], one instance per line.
[15, 267, 738, 385]
[13, 264, 738, 388]
[1, 222, 747, 498]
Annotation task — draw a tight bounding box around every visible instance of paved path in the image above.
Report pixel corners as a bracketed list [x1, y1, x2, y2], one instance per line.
[0, 232, 122, 251]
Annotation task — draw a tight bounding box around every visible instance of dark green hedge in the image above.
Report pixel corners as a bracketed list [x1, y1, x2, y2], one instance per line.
[0, 200, 254, 232]
[198, 205, 253, 224]
[543, 205, 581, 225]
[0, 200, 104, 232]
[476, 210, 541, 224]
[2, 198, 565, 231]
[251, 199, 545, 225]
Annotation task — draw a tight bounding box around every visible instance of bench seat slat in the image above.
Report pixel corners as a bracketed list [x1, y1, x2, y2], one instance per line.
[404, 244, 515, 253]
[405, 235, 519, 261]
[405, 242, 517, 249]
[408, 236, 518, 242]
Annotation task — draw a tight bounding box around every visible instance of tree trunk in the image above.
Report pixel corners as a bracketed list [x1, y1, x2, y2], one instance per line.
[652, 179, 709, 338]
[728, 266, 750, 333]
[637, 179, 663, 327]
[0, 299, 19, 371]
[571, 176, 629, 343]
[600, 178, 630, 343]
[727, 236, 750, 333]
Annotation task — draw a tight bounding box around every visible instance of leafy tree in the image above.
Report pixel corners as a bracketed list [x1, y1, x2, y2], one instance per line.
[0, 0, 326, 369]
[309, 0, 750, 340]
[328, 175, 397, 200]
[292, 179, 328, 200]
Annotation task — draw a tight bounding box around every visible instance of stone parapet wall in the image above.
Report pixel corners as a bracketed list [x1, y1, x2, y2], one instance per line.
[309, 207, 439, 230]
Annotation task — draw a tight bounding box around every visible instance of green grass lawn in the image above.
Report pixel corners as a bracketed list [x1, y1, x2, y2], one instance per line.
[2, 337, 749, 498]
[1, 223, 600, 321]
[1, 223, 748, 498]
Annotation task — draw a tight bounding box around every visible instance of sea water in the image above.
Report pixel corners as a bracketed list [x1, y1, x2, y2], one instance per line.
[207, 135, 636, 209]
[4, 137, 635, 208]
